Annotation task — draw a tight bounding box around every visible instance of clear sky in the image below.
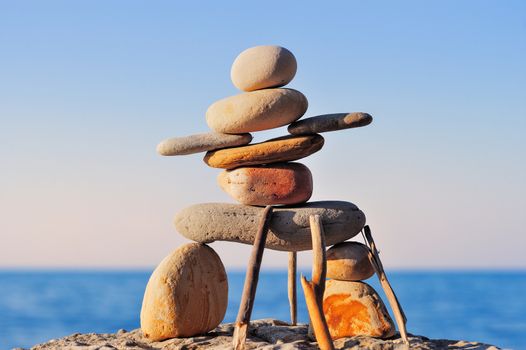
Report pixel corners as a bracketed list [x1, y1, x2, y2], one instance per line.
[1, 1, 525, 269]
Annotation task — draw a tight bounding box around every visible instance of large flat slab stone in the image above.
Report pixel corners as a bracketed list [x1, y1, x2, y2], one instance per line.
[174, 201, 366, 251]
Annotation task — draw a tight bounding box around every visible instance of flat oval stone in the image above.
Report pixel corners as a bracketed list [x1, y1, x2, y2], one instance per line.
[157, 132, 252, 156]
[204, 134, 324, 169]
[288, 112, 373, 135]
[323, 280, 395, 339]
[217, 162, 313, 206]
[206, 88, 308, 133]
[140, 243, 228, 340]
[174, 201, 365, 251]
[231, 45, 297, 91]
[327, 242, 375, 281]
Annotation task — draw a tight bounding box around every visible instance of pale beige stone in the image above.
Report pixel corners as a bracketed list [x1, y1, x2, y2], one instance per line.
[140, 243, 228, 340]
[156, 132, 252, 156]
[231, 45, 297, 91]
[323, 280, 395, 339]
[204, 134, 324, 169]
[174, 201, 366, 251]
[326, 242, 375, 281]
[218, 162, 313, 206]
[206, 88, 308, 133]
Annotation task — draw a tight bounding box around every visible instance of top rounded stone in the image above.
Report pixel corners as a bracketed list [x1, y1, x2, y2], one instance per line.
[231, 45, 297, 91]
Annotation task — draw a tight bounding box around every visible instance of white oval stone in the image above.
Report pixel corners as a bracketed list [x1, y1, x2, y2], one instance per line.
[231, 45, 297, 91]
[206, 88, 308, 134]
[140, 243, 228, 340]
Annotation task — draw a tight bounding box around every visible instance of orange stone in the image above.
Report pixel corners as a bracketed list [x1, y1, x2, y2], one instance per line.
[323, 280, 395, 339]
[218, 162, 313, 205]
[204, 134, 324, 169]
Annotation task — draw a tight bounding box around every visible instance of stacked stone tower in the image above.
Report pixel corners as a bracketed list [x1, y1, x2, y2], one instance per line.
[140, 45, 403, 345]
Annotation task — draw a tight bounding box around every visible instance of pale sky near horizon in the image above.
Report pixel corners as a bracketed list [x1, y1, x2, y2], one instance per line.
[1, 1, 525, 269]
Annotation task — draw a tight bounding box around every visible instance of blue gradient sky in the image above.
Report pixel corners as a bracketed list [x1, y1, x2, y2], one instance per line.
[1, 1, 525, 268]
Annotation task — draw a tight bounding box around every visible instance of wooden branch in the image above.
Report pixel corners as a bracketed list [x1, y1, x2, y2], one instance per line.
[232, 324, 247, 349]
[306, 214, 333, 346]
[301, 276, 334, 350]
[309, 215, 327, 306]
[363, 225, 409, 345]
[288, 251, 297, 326]
[233, 205, 273, 350]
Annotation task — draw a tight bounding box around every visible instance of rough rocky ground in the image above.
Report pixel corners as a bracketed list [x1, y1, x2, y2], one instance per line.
[27, 319, 500, 350]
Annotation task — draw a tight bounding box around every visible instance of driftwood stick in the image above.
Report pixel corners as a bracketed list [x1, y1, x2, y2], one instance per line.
[288, 251, 297, 325]
[306, 214, 333, 346]
[309, 215, 327, 305]
[232, 205, 274, 350]
[363, 225, 409, 345]
[364, 225, 407, 322]
[301, 276, 335, 350]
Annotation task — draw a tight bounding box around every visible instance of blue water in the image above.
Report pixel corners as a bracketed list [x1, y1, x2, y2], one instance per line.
[0, 270, 525, 350]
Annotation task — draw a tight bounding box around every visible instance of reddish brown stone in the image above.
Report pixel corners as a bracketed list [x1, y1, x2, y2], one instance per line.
[218, 162, 312, 206]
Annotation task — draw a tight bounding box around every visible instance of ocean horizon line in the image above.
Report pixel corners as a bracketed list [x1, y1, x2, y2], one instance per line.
[1, 266, 525, 273]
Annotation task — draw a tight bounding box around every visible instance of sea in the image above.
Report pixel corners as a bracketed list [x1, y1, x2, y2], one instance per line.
[0, 270, 524, 350]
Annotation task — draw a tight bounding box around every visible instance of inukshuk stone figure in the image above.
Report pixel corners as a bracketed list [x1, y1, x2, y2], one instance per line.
[140, 45, 406, 347]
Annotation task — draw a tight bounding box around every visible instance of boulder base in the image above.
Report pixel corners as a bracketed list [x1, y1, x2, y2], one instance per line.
[29, 319, 502, 350]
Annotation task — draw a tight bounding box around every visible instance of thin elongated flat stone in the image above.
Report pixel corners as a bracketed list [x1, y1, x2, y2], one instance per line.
[203, 134, 324, 169]
[156, 132, 252, 156]
[174, 201, 366, 251]
[288, 113, 373, 135]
